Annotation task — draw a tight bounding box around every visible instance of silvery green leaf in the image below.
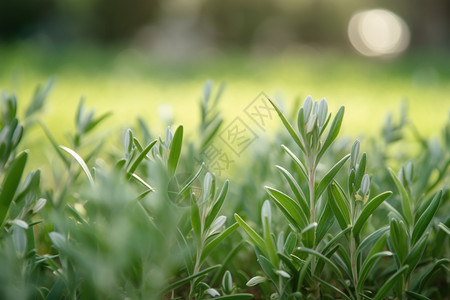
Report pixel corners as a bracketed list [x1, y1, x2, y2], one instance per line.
[246, 276, 267, 286]
[49, 232, 66, 250]
[13, 226, 27, 257]
[12, 124, 23, 146]
[203, 172, 213, 203]
[311, 100, 318, 115]
[261, 200, 272, 228]
[124, 129, 133, 156]
[60, 146, 94, 185]
[276, 270, 291, 278]
[12, 219, 28, 229]
[306, 114, 317, 134]
[351, 140, 360, 168]
[277, 231, 284, 253]
[210, 215, 227, 233]
[165, 126, 173, 147]
[302, 95, 313, 122]
[203, 80, 213, 105]
[405, 161, 413, 183]
[32, 198, 47, 214]
[438, 222, 450, 235]
[398, 167, 405, 186]
[318, 98, 328, 127]
[206, 288, 220, 297]
[222, 270, 233, 294]
[361, 174, 370, 196]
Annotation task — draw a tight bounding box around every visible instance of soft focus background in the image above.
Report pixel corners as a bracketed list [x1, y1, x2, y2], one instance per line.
[1, 0, 449, 147]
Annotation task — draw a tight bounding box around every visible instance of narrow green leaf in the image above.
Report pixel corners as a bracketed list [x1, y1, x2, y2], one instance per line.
[297, 107, 308, 145]
[389, 219, 409, 264]
[136, 189, 152, 201]
[297, 247, 344, 280]
[276, 165, 308, 214]
[191, 194, 201, 240]
[315, 154, 350, 200]
[201, 119, 223, 149]
[162, 265, 221, 294]
[168, 125, 183, 176]
[14, 168, 40, 205]
[84, 112, 112, 134]
[354, 153, 367, 190]
[335, 244, 352, 278]
[373, 265, 409, 300]
[277, 253, 297, 275]
[48, 232, 66, 250]
[126, 139, 157, 177]
[417, 258, 449, 292]
[317, 106, 345, 161]
[223, 270, 233, 296]
[125, 129, 133, 156]
[38, 121, 70, 167]
[329, 184, 350, 230]
[235, 214, 266, 252]
[284, 232, 297, 254]
[356, 226, 389, 256]
[64, 204, 88, 226]
[301, 222, 317, 249]
[405, 232, 429, 278]
[383, 201, 407, 225]
[267, 98, 305, 153]
[205, 180, 229, 229]
[411, 190, 442, 245]
[438, 222, 450, 235]
[12, 226, 27, 257]
[46, 278, 66, 300]
[0, 151, 28, 225]
[247, 276, 267, 287]
[256, 253, 278, 285]
[130, 173, 154, 191]
[316, 243, 341, 283]
[405, 291, 431, 300]
[388, 168, 413, 227]
[60, 146, 94, 185]
[201, 222, 239, 263]
[25, 78, 53, 117]
[210, 242, 245, 285]
[319, 226, 351, 255]
[263, 215, 278, 265]
[353, 191, 393, 238]
[357, 251, 392, 292]
[313, 275, 351, 300]
[177, 163, 204, 199]
[132, 137, 144, 152]
[266, 186, 308, 229]
[316, 201, 334, 245]
[281, 145, 308, 180]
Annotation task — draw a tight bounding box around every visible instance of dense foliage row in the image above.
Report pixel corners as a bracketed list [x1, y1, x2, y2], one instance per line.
[0, 81, 448, 299]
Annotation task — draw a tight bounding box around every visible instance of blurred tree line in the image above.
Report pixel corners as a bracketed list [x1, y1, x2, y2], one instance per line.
[0, 0, 449, 50]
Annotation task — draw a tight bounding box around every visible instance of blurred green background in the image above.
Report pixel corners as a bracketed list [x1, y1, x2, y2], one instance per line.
[1, 0, 449, 153]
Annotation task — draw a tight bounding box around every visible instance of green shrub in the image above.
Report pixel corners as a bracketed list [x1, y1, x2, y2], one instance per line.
[0, 81, 448, 299]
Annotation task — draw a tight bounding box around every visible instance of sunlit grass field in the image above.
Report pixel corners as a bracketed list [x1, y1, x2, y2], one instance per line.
[1, 44, 449, 147]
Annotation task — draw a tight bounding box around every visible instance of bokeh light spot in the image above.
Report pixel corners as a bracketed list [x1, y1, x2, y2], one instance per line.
[348, 9, 410, 57]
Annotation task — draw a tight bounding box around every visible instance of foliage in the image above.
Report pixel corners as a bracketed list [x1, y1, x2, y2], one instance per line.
[0, 81, 448, 299]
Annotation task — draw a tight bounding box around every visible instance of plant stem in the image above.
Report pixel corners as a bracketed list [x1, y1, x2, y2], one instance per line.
[350, 235, 360, 300]
[351, 199, 361, 300]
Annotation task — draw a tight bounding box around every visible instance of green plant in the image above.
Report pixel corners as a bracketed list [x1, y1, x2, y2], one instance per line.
[234, 95, 449, 299]
[0, 80, 448, 299]
[0, 90, 49, 299]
